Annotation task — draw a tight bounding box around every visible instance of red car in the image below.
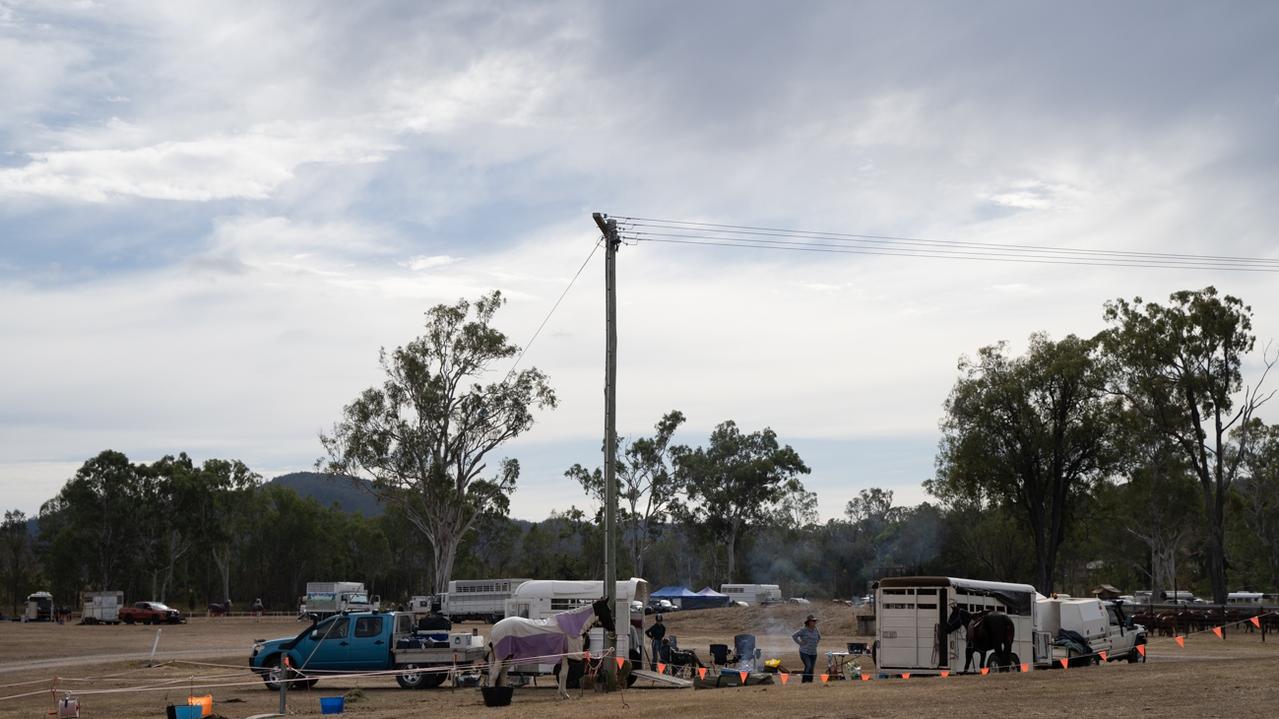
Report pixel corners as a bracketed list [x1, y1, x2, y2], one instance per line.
[119, 601, 185, 625]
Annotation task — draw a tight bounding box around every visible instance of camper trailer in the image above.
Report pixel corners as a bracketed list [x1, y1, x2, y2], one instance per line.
[503, 578, 648, 676]
[80, 591, 124, 624]
[23, 592, 54, 622]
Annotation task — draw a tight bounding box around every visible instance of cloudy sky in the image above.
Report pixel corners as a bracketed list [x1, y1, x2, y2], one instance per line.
[3, 1, 1278, 522]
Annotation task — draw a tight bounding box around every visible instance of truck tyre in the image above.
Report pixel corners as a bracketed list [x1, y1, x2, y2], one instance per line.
[396, 664, 446, 689]
[261, 657, 312, 691]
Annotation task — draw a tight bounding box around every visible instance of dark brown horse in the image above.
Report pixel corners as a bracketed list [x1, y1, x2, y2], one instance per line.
[945, 606, 1016, 672]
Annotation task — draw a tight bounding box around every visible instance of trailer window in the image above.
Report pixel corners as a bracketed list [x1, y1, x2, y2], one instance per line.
[355, 616, 382, 638]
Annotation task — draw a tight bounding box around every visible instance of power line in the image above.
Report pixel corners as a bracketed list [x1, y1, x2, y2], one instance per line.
[506, 237, 602, 378]
[612, 216, 1279, 272]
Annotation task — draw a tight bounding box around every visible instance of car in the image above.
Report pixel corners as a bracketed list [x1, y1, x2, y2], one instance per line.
[118, 601, 185, 625]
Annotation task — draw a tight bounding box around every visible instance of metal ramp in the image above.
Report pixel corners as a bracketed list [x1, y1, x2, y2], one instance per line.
[630, 670, 693, 688]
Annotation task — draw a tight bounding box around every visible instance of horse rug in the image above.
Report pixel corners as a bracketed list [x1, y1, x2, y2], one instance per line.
[492, 610, 595, 662]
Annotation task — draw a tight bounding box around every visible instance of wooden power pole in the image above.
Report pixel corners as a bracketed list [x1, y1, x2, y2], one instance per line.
[592, 211, 621, 686]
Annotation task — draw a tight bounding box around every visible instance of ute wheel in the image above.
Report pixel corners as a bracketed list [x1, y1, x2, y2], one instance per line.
[261, 657, 309, 691]
[396, 664, 447, 689]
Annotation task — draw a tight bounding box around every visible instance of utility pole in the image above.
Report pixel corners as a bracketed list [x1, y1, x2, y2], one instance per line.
[593, 211, 621, 687]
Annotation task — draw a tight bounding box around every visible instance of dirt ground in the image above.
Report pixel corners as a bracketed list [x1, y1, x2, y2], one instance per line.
[2, 608, 1277, 718]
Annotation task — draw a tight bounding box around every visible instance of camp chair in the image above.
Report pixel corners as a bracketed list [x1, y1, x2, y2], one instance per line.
[708, 644, 736, 666]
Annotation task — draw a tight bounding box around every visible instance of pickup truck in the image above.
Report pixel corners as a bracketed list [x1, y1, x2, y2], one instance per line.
[249, 611, 486, 690]
[119, 601, 185, 625]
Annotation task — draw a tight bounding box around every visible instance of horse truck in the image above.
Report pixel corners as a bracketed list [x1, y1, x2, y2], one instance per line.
[249, 611, 486, 690]
[874, 576, 1146, 675]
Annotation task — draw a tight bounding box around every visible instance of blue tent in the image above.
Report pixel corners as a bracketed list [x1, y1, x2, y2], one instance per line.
[651, 585, 730, 610]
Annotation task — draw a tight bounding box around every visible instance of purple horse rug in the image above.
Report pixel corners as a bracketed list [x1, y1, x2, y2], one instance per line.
[491, 604, 596, 662]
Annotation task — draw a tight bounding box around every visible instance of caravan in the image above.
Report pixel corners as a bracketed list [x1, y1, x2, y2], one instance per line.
[503, 579, 648, 676]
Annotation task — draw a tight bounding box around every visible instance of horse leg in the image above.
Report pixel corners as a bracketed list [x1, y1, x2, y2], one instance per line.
[489, 655, 503, 688]
[558, 661, 570, 699]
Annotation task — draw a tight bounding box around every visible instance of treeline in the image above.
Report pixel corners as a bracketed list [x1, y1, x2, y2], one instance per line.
[4, 286, 1278, 615]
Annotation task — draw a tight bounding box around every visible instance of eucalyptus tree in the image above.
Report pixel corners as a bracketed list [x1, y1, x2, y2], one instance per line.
[321, 292, 556, 593]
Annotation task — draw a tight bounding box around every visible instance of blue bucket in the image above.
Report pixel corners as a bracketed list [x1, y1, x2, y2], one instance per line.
[319, 696, 345, 715]
[173, 706, 202, 719]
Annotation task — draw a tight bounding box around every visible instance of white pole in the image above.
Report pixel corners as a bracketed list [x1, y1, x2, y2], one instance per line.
[148, 628, 162, 666]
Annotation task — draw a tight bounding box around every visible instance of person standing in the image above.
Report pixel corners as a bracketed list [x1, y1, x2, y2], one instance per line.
[792, 614, 820, 683]
[645, 614, 667, 670]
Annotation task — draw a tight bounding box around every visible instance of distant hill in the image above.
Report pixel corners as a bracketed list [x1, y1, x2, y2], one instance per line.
[268, 472, 384, 517]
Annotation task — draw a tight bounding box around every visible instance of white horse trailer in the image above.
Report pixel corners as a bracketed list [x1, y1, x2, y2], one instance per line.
[503, 578, 648, 675]
[719, 584, 782, 606]
[439, 578, 530, 622]
[876, 577, 1037, 675]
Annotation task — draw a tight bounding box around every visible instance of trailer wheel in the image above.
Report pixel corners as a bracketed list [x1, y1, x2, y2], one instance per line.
[123, 616, 135, 625]
[987, 652, 1018, 672]
[396, 664, 446, 689]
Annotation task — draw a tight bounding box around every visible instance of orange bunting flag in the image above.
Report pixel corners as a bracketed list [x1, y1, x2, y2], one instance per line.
[1020, 663, 1030, 673]
[980, 667, 989, 677]
[939, 670, 950, 679]
[860, 673, 871, 682]
[657, 662, 666, 674]
[1136, 644, 1146, 657]
[584, 651, 591, 660]
[1175, 636, 1185, 648]
[616, 657, 625, 670]
[697, 667, 707, 680]
[901, 672, 911, 680]
[1059, 658, 1069, 669]
[779, 672, 789, 685]
[1212, 626, 1223, 639]
[739, 671, 748, 684]
[819, 674, 829, 683]
[1099, 651, 1108, 663]
[1250, 616, 1262, 629]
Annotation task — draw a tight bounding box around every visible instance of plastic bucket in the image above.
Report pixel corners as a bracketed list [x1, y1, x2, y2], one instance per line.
[481, 686, 514, 707]
[172, 706, 202, 719]
[319, 696, 345, 715]
[186, 695, 212, 717]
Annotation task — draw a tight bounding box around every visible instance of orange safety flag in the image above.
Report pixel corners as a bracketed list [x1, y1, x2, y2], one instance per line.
[1136, 644, 1146, 657]
[739, 671, 748, 684]
[1211, 626, 1223, 639]
[1059, 658, 1069, 669]
[657, 662, 666, 674]
[940, 670, 950, 679]
[1098, 651, 1108, 663]
[584, 651, 591, 660]
[1020, 663, 1030, 673]
[819, 674, 829, 683]
[697, 667, 707, 680]
[779, 672, 789, 685]
[979, 667, 989, 677]
[1175, 636, 1185, 648]
[616, 657, 625, 669]
[901, 672, 911, 680]
[860, 673, 871, 681]
[1250, 616, 1262, 629]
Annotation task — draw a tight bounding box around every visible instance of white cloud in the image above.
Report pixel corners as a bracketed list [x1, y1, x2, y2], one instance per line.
[402, 255, 460, 271]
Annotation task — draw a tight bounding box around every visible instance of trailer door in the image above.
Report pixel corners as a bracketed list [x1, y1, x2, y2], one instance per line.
[879, 588, 943, 669]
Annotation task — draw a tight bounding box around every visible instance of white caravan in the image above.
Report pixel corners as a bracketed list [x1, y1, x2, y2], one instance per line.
[503, 578, 649, 675]
[81, 591, 124, 624]
[719, 584, 782, 606]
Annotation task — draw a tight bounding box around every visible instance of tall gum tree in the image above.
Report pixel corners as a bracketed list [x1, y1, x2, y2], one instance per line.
[321, 292, 555, 594]
[1099, 287, 1276, 604]
[930, 333, 1117, 595]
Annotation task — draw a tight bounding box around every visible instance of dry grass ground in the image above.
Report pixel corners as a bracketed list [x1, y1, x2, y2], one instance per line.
[2, 608, 1277, 718]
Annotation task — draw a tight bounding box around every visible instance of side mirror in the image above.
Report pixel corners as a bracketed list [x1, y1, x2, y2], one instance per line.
[373, 595, 381, 605]
[310, 630, 320, 641]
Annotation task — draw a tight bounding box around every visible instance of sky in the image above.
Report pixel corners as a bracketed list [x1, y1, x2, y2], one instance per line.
[3, 1, 1278, 523]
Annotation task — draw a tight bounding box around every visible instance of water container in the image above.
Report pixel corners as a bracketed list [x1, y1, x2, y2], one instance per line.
[319, 696, 345, 714]
[734, 634, 757, 672]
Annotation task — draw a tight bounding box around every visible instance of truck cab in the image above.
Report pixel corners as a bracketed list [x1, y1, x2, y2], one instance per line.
[1034, 597, 1146, 666]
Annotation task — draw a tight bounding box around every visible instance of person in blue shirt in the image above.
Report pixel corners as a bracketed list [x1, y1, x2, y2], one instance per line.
[791, 614, 820, 683]
[645, 614, 667, 670]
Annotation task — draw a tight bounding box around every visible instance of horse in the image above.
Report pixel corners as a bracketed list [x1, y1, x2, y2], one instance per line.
[945, 605, 1016, 672]
[487, 598, 615, 699]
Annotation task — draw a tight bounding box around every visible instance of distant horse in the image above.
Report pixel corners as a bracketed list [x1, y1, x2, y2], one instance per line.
[487, 598, 615, 699]
[945, 605, 1015, 672]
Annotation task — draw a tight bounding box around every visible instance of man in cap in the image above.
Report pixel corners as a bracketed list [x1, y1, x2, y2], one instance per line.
[645, 614, 667, 670]
[792, 614, 821, 683]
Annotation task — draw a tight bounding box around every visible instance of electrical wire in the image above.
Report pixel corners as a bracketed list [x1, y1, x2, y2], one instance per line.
[505, 237, 603, 377]
[611, 216, 1279, 272]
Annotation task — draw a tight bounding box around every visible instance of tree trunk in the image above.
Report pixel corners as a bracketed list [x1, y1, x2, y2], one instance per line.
[432, 532, 462, 595]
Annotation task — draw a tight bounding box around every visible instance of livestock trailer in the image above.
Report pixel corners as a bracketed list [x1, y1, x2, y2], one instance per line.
[719, 583, 782, 606]
[875, 576, 1036, 675]
[438, 578, 531, 622]
[23, 592, 54, 622]
[81, 591, 124, 624]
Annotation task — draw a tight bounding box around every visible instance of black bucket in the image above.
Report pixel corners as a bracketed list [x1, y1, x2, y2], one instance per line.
[481, 686, 513, 707]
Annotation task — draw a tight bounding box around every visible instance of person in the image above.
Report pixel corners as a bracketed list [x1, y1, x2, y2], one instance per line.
[645, 614, 667, 670]
[252, 598, 264, 622]
[792, 614, 820, 683]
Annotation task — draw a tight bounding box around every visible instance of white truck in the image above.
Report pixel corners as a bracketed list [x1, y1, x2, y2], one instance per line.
[80, 591, 124, 624]
[720, 583, 782, 606]
[875, 576, 1146, 675]
[427, 578, 530, 623]
[300, 582, 378, 618]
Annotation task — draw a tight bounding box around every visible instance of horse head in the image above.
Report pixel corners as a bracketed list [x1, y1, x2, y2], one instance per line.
[592, 597, 616, 633]
[945, 604, 970, 634]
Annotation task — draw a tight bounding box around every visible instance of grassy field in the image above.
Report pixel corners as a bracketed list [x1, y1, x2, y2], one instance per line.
[1, 607, 1276, 718]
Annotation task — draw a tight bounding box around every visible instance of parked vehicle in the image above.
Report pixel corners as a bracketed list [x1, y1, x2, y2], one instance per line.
[719, 583, 782, 606]
[80, 591, 124, 625]
[119, 601, 185, 625]
[23, 592, 54, 622]
[300, 582, 378, 618]
[249, 611, 485, 690]
[431, 578, 531, 623]
[874, 576, 1146, 676]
